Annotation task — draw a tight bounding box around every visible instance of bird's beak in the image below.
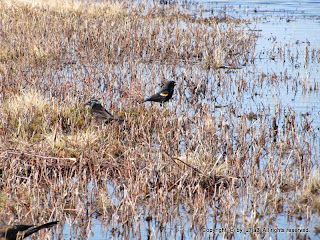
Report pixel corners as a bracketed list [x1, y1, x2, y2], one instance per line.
[84, 101, 90, 106]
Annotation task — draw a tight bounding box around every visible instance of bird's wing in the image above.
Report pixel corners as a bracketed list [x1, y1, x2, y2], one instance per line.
[22, 221, 58, 238]
[104, 109, 114, 118]
[92, 105, 114, 119]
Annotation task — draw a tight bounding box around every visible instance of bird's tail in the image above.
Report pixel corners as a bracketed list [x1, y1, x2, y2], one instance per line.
[105, 118, 125, 124]
[114, 118, 125, 123]
[138, 99, 146, 103]
[23, 221, 58, 238]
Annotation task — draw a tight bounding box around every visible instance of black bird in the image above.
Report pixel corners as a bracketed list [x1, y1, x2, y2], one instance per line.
[0, 221, 58, 240]
[141, 81, 176, 104]
[84, 99, 124, 123]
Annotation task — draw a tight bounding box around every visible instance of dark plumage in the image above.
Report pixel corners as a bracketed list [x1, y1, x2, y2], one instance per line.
[0, 221, 58, 240]
[141, 81, 176, 104]
[84, 99, 124, 123]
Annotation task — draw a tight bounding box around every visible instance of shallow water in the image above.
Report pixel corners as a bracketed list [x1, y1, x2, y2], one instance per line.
[56, 1, 320, 239]
[197, 1, 320, 239]
[202, 0, 320, 126]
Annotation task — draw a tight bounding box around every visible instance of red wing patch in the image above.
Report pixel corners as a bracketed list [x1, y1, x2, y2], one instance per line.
[160, 92, 169, 97]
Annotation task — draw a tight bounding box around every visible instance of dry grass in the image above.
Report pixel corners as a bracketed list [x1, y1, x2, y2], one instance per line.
[0, 0, 318, 239]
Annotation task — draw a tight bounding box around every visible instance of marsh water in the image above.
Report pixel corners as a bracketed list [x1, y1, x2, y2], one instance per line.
[58, 1, 320, 239]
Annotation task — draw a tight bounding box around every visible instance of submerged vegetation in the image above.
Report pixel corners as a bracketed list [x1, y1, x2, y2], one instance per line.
[0, 0, 319, 239]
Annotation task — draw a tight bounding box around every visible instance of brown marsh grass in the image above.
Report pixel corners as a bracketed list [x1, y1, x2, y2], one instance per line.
[0, 0, 319, 239]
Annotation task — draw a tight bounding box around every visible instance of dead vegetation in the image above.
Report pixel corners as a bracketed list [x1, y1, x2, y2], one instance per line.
[0, 0, 319, 239]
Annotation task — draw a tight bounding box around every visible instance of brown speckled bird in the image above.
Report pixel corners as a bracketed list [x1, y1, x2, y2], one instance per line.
[84, 99, 124, 123]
